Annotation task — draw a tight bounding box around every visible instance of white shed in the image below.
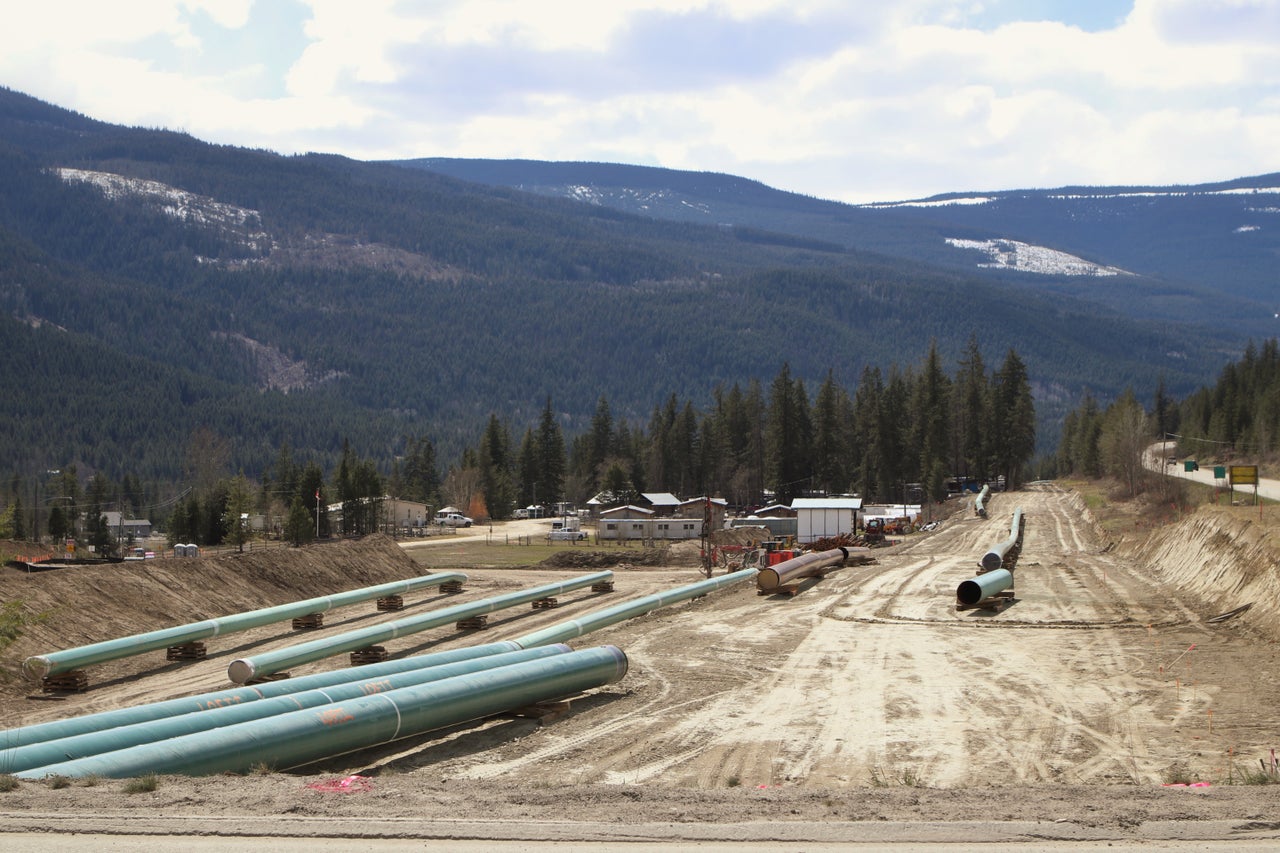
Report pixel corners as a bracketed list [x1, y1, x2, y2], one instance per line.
[790, 497, 863, 544]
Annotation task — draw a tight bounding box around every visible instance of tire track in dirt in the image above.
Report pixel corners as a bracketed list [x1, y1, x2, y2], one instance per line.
[404, 485, 1275, 790]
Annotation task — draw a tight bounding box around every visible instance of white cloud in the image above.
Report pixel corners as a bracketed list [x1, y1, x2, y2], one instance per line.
[2, 0, 1278, 203]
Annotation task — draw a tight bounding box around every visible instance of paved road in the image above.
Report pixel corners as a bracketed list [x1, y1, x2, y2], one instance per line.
[1147, 440, 1280, 501]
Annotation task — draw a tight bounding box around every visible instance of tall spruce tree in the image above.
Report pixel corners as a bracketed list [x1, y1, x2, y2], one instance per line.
[536, 397, 566, 505]
[914, 341, 953, 501]
[953, 334, 990, 482]
[766, 364, 813, 503]
[478, 414, 514, 520]
[813, 370, 853, 495]
[991, 349, 1036, 489]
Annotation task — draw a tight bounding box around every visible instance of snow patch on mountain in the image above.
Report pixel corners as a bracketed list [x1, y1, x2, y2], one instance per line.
[945, 238, 1129, 277]
[863, 196, 996, 209]
[56, 168, 271, 253]
[867, 185, 1280, 209]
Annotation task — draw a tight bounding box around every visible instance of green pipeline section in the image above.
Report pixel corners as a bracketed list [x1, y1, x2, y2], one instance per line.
[22, 571, 468, 680]
[227, 571, 614, 683]
[956, 568, 1014, 607]
[1, 641, 520, 751]
[974, 484, 991, 517]
[1, 645, 570, 775]
[5, 569, 755, 779]
[16, 646, 627, 778]
[511, 567, 758, 648]
[979, 508, 1025, 572]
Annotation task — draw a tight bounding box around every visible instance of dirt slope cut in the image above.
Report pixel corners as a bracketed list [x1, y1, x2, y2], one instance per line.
[1132, 504, 1280, 641]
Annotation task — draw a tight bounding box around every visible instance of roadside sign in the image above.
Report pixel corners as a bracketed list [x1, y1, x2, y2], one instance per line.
[1230, 465, 1258, 486]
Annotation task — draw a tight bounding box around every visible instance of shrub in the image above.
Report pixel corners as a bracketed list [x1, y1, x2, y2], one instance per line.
[123, 773, 159, 794]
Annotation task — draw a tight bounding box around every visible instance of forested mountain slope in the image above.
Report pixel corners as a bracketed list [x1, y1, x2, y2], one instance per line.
[402, 158, 1280, 337]
[0, 87, 1233, 484]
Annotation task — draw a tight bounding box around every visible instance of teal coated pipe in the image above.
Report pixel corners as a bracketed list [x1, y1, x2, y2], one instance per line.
[512, 567, 757, 649]
[6, 568, 746, 758]
[2, 645, 571, 775]
[980, 508, 1024, 572]
[957, 568, 1014, 606]
[1, 641, 520, 752]
[16, 646, 628, 778]
[22, 571, 468, 680]
[975, 484, 991, 517]
[227, 571, 614, 683]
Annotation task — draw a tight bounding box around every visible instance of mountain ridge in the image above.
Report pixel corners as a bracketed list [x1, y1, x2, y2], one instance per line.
[399, 157, 1280, 332]
[0, 86, 1248, 486]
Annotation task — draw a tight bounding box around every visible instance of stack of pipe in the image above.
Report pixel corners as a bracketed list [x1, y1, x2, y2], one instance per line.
[226, 570, 614, 683]
[10, 646, 627, 778]
[4, 568, 760, 778]
[1, 645, 572, 774]
[22, 571, 469, 681]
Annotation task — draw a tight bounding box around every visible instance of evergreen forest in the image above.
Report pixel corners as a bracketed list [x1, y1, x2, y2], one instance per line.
[0, 86, 1258, 547]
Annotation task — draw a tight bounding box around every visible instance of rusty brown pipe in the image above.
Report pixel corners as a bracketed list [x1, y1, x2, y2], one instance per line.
[757, 547, 849, 592]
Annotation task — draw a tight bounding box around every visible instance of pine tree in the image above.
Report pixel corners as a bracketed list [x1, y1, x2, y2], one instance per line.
[766, 363, 812, 503]
[914, 341, 952, 502]
[478, 414, 514, 520]
[812, 370, 853, 495]
[284, 495, 314, 547]
[851, 365, 884, 499]
[991, 349, 1036, 489]
[536, 397, 566, 504]
[586, 396, 614, 491]
[953, 334, 990, 481]
[401, 435, 440, 505]
[223, 473, 252, 552]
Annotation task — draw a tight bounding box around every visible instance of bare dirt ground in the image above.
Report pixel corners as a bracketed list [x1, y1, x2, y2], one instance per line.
[3, 483, 1280, 847]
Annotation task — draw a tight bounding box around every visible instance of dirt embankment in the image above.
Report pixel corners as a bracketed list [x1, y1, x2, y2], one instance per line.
[1130, 505, 1280, 639]
[0, 536, 420, 706]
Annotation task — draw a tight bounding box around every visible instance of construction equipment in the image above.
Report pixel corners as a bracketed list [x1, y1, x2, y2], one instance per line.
[883, 516, 915, 535]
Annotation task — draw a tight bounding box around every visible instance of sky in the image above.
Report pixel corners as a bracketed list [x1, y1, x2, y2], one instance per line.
[3, 0, 1279, 204]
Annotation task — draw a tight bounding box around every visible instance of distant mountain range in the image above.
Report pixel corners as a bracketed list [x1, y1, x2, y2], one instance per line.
[0, 86, 1263, 484]
[400, 158, 1280, 335]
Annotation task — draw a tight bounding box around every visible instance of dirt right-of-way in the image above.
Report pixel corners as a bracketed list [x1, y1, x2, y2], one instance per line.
[403, 483, 1280, 791]
[4, 483, 1280, 847]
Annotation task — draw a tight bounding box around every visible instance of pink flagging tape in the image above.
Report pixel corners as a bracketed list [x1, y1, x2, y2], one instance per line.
[305, 774, 374, 793]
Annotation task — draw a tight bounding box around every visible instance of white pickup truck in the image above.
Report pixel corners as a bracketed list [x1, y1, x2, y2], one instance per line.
[547, 517, 587, 541]
[435, 512, 473, 528]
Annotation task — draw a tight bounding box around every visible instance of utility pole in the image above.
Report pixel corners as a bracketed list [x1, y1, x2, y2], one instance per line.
[701, 496, 713, 578]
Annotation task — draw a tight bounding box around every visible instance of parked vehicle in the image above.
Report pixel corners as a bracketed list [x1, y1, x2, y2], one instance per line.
[547, 527, 588, 541]
[435, 512, 473, 528]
